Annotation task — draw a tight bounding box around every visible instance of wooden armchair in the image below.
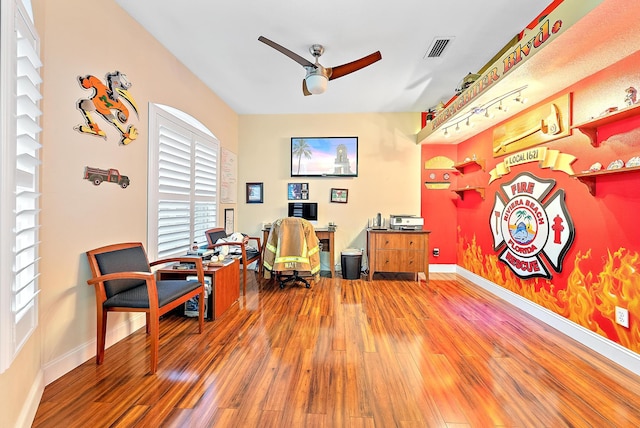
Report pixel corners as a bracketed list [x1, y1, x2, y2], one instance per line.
[86, 242, 206, 374]
[205, 228, 262, 295]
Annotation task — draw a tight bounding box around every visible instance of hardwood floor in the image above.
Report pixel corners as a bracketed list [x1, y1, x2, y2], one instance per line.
[33, 272, 640, 427]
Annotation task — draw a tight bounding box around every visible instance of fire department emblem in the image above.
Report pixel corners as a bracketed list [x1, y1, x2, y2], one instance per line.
[490, 172, 574, 279]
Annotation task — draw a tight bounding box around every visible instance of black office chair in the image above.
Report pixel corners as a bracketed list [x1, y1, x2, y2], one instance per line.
[205, 228, 262, 295]
[262, 217, 321, 289]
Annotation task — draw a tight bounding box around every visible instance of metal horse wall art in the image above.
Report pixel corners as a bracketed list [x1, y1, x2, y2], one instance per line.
[75, 71, 139, 145]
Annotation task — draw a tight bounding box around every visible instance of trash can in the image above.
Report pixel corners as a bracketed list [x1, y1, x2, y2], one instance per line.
[341, 249, 362, 280]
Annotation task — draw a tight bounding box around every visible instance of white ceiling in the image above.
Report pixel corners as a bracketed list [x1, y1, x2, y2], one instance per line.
[114, 0, 554, 115]
[115, 0, 640, 147]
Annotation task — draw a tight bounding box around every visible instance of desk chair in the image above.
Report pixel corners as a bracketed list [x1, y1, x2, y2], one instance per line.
[263, 217, 321, 289]
[85, 242, 205, 374]
[205, 228, 262, 295]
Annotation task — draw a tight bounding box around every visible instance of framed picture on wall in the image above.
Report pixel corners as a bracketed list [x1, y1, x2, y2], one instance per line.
[246, 182, 263, 203]
[330, 188, 348, 203]
[288, 183, 309, 200]
[224, 208, 234, 235]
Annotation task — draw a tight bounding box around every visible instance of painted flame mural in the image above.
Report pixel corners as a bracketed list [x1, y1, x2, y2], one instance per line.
[458, 230, 640, 353]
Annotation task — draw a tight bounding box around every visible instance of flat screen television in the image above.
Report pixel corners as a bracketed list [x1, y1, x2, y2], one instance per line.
[288, 202, 318, 223]
[291, 137, 358, 177]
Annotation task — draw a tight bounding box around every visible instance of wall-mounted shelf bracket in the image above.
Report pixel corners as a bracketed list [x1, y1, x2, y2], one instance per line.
[572, 103, 640, 147]
[453, 159, 485, 174]
[453, 186, 485, 200]
[572, 165, 640, 195]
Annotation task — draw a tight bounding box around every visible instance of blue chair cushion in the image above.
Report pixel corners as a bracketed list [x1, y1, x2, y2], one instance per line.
[104, 279, 202, 308]
[245, 248, 260, 260]
[94, 246, 151, 298]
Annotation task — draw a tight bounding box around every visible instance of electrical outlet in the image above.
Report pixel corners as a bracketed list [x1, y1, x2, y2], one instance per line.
[615, 306, 629, 328]
[433, 248, 440, 257]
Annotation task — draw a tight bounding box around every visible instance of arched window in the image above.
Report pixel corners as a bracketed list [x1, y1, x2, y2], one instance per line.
[147, 104, 219, 260]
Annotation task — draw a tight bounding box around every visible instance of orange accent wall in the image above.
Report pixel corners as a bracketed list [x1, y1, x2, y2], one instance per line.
[422, 50, 640, 353]
[421, 145, 458, 264]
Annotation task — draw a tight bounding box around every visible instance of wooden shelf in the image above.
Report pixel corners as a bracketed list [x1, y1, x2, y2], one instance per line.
[453, 159, 485, 174]
[453, 186, 485, 200]
[572, 165, 640, 195]
[572, 103, 640, 147]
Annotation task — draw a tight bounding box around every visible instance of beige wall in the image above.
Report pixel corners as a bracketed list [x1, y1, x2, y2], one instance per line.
[0, 1, 239, 425]
[0, 2, 422, 425]
[238, 113, 421, 269]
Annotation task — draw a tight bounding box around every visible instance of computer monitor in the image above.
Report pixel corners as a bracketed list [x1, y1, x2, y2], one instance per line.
[288, 202, 318, 223]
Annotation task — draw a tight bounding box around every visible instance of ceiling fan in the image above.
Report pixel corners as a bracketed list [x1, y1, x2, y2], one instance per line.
[258, 36, 382, 96]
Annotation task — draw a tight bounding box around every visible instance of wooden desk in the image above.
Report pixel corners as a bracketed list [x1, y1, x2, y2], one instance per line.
[262, 228, 335, 277]
[316, 229, 335, 278]
[367, 229, 430, 282]
[156, 258, 240, 320]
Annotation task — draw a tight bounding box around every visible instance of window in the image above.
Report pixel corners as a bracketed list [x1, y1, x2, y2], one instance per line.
[148, 104, 219, 260]
[0, 0, 42, 373]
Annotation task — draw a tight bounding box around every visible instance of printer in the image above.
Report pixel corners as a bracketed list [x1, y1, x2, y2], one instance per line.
[389, 214, 424, 230]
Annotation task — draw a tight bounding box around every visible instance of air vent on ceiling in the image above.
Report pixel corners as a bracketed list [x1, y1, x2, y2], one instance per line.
[424, 37, 454, 59]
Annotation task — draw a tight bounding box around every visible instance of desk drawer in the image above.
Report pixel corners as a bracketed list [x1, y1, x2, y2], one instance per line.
[374, 234, 425, 250]
[373, 250, 425, 272]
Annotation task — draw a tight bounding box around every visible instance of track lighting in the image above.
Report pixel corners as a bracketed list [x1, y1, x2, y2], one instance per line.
[514, 91, 527, 104]
[430, 85, 526, 138]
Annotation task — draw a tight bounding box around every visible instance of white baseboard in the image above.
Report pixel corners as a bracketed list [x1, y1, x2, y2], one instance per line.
[429, 263, 457, 273]
[43, 313, 146, 385]
[456, 266, 640, 376]
[16, 315, 146, 428]
[17, 369, 44, 428]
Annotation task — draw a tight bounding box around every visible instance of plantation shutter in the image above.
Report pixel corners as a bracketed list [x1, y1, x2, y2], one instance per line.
[155, 115, 218, 259]
[0, 0, 42, 373]
[193, 139, 218, 242]
[157, 123, 192, 258]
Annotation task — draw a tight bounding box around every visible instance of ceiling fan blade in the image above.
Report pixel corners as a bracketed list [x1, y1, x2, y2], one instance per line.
[258, 36, 316, 68]
[328, 51, 382, 80]
[302, 79, 312, 96]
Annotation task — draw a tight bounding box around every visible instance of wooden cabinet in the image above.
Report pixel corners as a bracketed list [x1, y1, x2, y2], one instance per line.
[367, 229, 430, 281]
[156, 258, 240, 320]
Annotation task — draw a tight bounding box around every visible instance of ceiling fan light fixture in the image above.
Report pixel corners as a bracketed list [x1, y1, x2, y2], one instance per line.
[305, 74, 328, 94]
[258, 37, 381, 97]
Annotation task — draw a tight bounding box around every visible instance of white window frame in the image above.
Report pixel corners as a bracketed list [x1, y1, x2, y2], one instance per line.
[0, 0, 41, 374]
[148, 103, 219, 261]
